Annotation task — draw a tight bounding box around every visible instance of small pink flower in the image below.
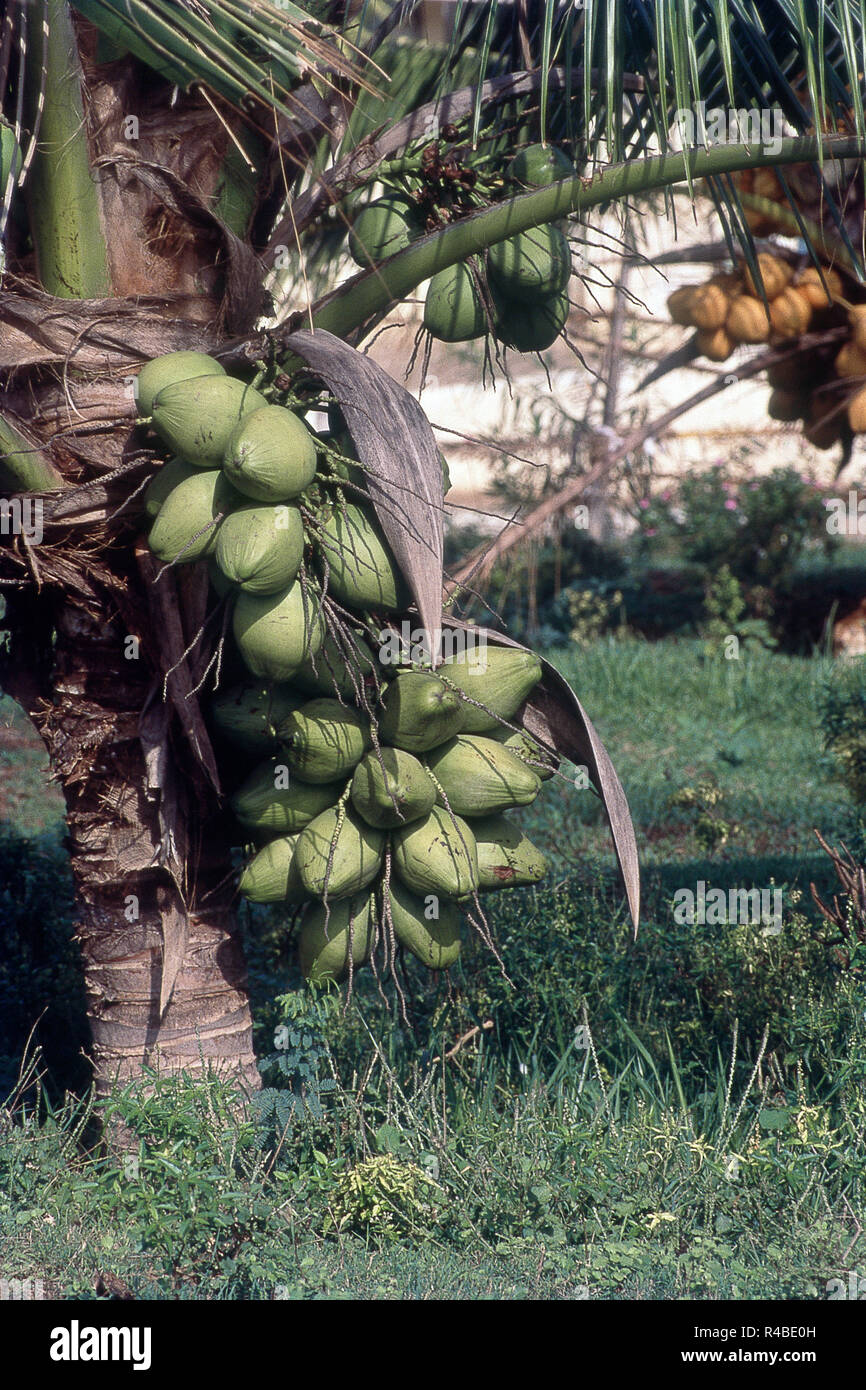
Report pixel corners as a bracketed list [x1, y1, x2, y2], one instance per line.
[661, 489, 673, 502]
[645, 527, 658, 537]
[639, 498, 650, 510]
[724, 499, 738, 510]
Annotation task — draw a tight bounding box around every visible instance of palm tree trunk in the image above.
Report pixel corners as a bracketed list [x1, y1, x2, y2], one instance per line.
[1, 527, 260, 1096]
[50, 600, 258, 1096]
[0, 364, 261, 1098]
[0, 7, 267, 1094]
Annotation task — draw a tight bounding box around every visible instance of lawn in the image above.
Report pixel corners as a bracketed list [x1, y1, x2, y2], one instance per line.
[1, 638, 864, 1300]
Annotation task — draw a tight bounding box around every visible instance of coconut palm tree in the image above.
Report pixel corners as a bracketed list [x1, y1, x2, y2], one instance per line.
[0, 0, 863, 1097]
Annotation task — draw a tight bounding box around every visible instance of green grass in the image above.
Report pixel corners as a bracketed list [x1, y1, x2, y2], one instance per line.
[1, 639, 865, 1300]
[0, 695, 65, 834]
[2, 1007, 863, 1300]
[543, 638, 846, 855]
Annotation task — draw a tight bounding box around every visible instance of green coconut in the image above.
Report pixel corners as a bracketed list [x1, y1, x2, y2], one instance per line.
[237, 833, 307, 903]
[320, 430, 366, 490]
[507, 143, 576, 187]
[488, 224, 571, 302]
[280, 698, 372, 784]
[135, 351, 226, 417]
[143, 457, 198, 520]
[295, 805, 385, 899]
[223, 405, 318, 502]
[151, 375, 267, 466]
[471, 814, 549, 891]
[214, 503, 304, 594]
[425, 734, 541, 816]
[211, 681, 305, 753]
[291, 629, 378, 699]
[387, 878, 462, 970]
[424, 262, 486, 342]
[378, 671, 465, 753]
[297, 894, 375, 983]
[350, 746, 437, 829]
[492, 286, 570, 352]
[147, 469, 240, 565]
[393, 806, 479, 900]
[439, 644, 543, 733]
[316, 502, 410, 613]
[489, 726, 558, 780]
[231, 760, 338, 833]
[348, 195, 420, 267]
[232, 582, 326, 681]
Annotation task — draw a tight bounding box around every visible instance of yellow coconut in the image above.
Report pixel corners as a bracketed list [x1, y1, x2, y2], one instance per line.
[796, 265, 842, 309]
[752, 168, 785, 202]
[666, 286, 699, 327]
[769, 286, 813, 338]
[742, 252, 793, 300]
[710, 270, 744, 294]
[848, 305, 866, 353]
[743, 207, 773, 234]
[689, 282, 731, 332]
[726, 295, 772, 344]
[834, 341, 866, 380]
[696, 327, 734, 362]
[847, 385, 866, 433]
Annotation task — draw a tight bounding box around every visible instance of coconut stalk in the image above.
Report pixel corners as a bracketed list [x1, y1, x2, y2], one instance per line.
[301, 133, 866, 344]
[214, 127, 267, 239]
[0, 410, 67, 492]
[270, 67, 650, 244]
[23, 0, 111, 299]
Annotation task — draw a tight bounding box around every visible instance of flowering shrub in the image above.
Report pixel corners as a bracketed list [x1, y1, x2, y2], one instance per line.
[634, 465, 835, 592]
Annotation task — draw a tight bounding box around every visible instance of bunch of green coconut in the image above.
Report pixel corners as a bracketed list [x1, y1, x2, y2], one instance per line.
[139, 350, 558, 986]
[347, 143, 576, 353]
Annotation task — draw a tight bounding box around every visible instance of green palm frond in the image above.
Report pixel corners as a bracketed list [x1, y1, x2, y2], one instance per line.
[297, 1, 866, 280]
[4, 0, 866, 312]
[315, 1, 866, 175]
[70, 0, 376, 119]
[420, 0, 865, 154]
[57, 2, 866, 246]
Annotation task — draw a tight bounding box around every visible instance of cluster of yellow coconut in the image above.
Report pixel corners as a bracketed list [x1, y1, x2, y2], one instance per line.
[665, 251, 866, 447]
[666, 252, 840, 361]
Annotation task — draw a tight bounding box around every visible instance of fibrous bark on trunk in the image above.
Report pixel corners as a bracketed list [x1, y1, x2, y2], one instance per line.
[45, 593, 258, 1096]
